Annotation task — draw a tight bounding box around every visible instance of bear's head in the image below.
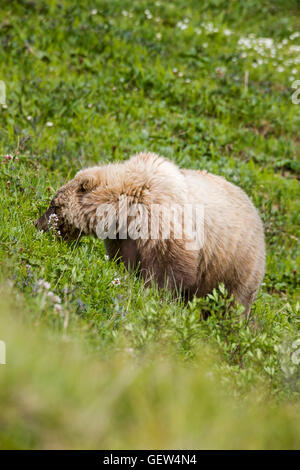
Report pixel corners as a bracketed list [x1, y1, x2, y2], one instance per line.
[34, 167, 103, 241]
[34, 153, 188, 241]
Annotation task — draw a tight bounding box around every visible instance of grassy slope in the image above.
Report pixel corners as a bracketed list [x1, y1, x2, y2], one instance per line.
[0, 0, 299, 449]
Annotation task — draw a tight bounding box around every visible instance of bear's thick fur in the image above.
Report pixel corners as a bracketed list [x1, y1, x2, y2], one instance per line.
[35, 152, 265, 315]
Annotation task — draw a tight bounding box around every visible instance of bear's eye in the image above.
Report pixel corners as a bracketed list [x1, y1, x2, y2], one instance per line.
[50, 200, 59, 210]
[78, 183, 87, 194]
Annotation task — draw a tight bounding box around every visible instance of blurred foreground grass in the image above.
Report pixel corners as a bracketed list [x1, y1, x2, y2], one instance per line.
[0, 0, 299, 449]
[1, 292, 299, 450]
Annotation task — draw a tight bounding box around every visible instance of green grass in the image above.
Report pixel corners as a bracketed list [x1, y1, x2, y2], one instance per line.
[0, 0, 299, 449]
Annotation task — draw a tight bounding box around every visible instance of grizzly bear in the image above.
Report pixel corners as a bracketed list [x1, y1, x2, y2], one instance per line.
[35, 152, 265, 316]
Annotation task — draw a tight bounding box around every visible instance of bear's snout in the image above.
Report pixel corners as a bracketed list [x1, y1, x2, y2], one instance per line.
[34, 206, 82, 241]
[34, 207, 56, 232]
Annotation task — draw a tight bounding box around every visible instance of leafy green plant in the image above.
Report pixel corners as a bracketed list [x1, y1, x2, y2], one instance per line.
[0, 0, 299, 449]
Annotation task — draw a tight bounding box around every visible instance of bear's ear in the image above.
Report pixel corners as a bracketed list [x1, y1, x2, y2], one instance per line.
[76, 168, 101, 193]
[79, 176, 95, 193]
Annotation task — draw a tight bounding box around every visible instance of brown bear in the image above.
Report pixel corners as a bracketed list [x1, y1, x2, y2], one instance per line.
[35, 152, 265, 316]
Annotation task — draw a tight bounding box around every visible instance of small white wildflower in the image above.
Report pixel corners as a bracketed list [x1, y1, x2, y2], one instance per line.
[156, 32, 162, 40]
[290, 32, 300, 40]
[262, 38, 274, 48]
[48, 213, 58, 222]
[177, 21, 187, 31]
[46, 121, 54, 127]
[145, 9, 152, 19]
[172, 67, 178, 74]
[290, 45, 300, 53]
[185, 78, 191, 83]
[292, 68, 297, 75]
[223, 29, 232, 36]
[47, 292, 62, 303]
[111, 277, 120, 286]
[124, 348, 134, 355]
[2, 104, 8, 109]
[203, 42, 208, 48]
[104, 254, 109, 261]
[204, 22, 214, 33]
[216, 66, 226, 76]
[90, 9, 97, 15]
[54, 303, 63, 314]
[238, 37, 251, 49]
[178, 72, 183, 78]
[27, 115, 33, 121]
[48, 213, 59, 232]
[39, 280, 51, 290]
[122, 10, 128, 17]
[277, 66, 284, 73]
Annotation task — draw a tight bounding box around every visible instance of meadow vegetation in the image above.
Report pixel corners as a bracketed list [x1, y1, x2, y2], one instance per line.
[0, 0, 299, 449]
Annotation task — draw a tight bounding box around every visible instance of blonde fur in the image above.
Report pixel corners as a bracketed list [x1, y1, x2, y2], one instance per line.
[35, 152, 265, 315]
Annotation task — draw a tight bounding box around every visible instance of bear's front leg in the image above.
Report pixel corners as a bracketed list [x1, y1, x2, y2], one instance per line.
[103, 238, 138, 270]
[137, 239, 199, 296]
